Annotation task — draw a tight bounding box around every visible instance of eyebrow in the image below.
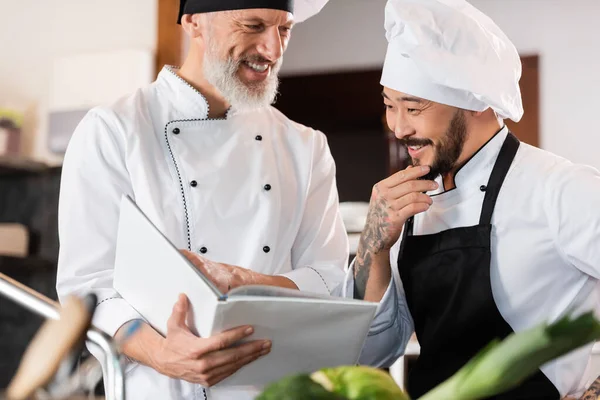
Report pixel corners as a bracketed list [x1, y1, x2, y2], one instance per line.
[240, 17, 266, 24]
[239, 17, 294, 28]
[381, 91, 423, 103]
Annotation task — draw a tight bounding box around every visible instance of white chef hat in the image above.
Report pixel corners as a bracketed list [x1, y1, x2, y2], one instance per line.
[380, 0, 524, 122]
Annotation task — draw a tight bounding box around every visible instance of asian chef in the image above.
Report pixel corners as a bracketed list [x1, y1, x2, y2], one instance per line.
[343, 0, 600, 399]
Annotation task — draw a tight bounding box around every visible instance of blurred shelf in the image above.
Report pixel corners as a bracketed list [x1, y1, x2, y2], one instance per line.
[0, 155, 48, 175]
[0, 255, 56, 273]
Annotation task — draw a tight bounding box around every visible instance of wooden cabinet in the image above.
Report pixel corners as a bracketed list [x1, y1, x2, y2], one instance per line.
[155, 0, 184, 73]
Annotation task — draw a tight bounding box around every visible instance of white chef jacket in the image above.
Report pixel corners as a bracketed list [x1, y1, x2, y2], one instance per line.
[56, 66, 348, 400]
[341, 127, 600, 398]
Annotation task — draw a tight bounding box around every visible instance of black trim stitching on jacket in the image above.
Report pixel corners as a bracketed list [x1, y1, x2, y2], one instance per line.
[96, 297, 119, 306]
[164, 117, 230, 400]
[164, 66, 232, 119]
[164, 121, 192, 251]
[161, 67, 230, 399]
[307, 266, 330, 294]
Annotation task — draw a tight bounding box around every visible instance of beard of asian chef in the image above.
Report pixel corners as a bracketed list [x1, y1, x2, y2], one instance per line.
[182, 10, 287, 112]
[383, 87, 469, 182]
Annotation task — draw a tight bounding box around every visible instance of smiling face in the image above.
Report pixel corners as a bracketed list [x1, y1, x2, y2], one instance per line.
[382, 86, 468, 181]
[200, 9, 294, 110]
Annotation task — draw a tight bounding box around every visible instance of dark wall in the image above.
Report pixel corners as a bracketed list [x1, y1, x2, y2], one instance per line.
[275, 69, 390, 203]
[326, 129, 388, 203]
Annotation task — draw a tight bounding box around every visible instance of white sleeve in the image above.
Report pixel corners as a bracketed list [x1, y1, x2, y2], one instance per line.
[278, 131, 348, 295]
[547, 163, 600, 279]
[339, 238, 414, 367]
[56, 109, 142, 338]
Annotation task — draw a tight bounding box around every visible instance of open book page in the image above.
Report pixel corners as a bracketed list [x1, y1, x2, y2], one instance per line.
[114, 196, 225, 337]
[227, 285, 335, 300]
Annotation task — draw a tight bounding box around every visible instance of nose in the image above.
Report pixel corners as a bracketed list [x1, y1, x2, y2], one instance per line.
[392, 113, 414, 140]
[257, 28, 284, 62]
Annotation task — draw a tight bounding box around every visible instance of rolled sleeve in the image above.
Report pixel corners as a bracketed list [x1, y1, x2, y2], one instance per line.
[92, 291, 144, 337]
[359, 277, 413, 367]
[279, 266, 334, 295]
[86, 292, 143, 378]
[341, 254, 414, 368]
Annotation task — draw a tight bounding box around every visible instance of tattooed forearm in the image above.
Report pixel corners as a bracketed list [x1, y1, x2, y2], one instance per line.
[581, 375, 600, 400]
[353, 167, 431, 300]
[361, 187, 392, 254]
[354, 234, 393, 301]
[354, 185, 393, 299]
[354, 238, 373, 299]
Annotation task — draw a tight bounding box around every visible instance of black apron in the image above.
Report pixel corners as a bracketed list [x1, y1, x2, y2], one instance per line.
[398, 132, 559, 399]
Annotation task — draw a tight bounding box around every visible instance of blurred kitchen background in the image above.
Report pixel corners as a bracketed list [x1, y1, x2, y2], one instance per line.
[1, 0, 599, 393]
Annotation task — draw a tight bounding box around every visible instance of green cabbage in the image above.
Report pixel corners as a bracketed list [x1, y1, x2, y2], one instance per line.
[311, 366, 409, 400]
[256, 374, 347, 400]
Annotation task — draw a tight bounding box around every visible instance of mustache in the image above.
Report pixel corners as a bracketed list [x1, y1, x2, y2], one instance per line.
[399, 138, 433, 147]
[241, 54, 278, 65]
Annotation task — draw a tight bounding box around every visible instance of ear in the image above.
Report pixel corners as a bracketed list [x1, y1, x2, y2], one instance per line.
[180, 14, 204, 39]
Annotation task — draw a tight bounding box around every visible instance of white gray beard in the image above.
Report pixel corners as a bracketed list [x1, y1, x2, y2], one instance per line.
[203, 43, 281, 112]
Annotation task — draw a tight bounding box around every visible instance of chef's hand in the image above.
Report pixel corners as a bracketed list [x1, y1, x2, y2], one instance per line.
[361, 165, 438, 254]
[354, 165, 438, 301]
[181, 250, 297, 293]
[151, 294, 271, 387]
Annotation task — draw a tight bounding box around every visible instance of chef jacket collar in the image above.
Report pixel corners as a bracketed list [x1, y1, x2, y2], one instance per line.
[431, 125, 510, 194]
[158, 65, 212, 120]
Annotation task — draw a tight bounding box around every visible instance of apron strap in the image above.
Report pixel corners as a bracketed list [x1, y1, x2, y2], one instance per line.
[479, 132, 520, 225]
[399, 217, 414, 259]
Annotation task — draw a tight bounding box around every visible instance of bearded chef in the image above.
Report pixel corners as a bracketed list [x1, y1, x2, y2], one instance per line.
[341, 0, 600, 399]
[56, 1, 348, 399]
